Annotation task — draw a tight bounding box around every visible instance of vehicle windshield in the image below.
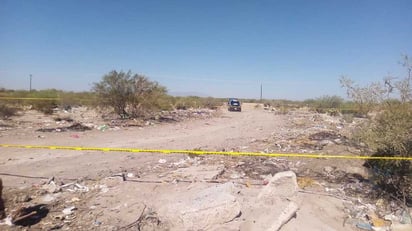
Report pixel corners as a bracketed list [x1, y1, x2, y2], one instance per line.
[230, 101, 240, 106]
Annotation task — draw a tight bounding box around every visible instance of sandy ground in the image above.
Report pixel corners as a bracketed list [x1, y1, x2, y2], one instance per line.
[0, 103, 363, 230]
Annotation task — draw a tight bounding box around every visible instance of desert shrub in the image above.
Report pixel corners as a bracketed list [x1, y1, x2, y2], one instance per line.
[128, 76, 170, 118]
[344, 55, 412, 206]
[33, 101, 57, 114]
[155, 95, 174, 111]
[174, 100, 189, 110]
[361, 104, 412, 205]
[93, 70, 169, 118]
[0, 88, 99, 113]
[276, 106, 290, 115]
[199, 97, 223, 109]
[0, 104, 18, 118]
[305, 95, 343, 114]
[59, 91, 98, 108]
[173, 96, 223, 110]
[340, 76, 386, 116]
[25, 90, 59, 115]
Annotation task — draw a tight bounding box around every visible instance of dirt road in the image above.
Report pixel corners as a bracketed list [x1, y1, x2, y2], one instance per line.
[0, 103, 360, 230]
[0, 104, 282, 186]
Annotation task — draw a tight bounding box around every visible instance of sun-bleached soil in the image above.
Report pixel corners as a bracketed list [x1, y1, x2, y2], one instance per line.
[0, 103, 374, 230]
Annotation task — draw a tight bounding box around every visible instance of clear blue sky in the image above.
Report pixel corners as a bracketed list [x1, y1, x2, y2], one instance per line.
[1, 0, 411, 100]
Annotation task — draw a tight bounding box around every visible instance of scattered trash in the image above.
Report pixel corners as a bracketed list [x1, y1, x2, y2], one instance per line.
[66, 123, 92, 131]
[230, 173, 242, 179]
[127, 173, 135, 178]
[367, 212, 388, 227]
[94, 220, 102, 226]
[61, 182, 89, 192]
[172, 158, 188, 167]
[2, 216, 13, 226]
[68, 197, 81, 203]
[11, 204, 49, 226]
[99, 185, 109, 193]
[36, 122, 91, 132]
[356, 221, 373, 230]
[400, 209, 412, 224]
[62, 206, 76, 215]
[40, 194, 56, 203]
[97, 124, 108, 131]
[0, 105, 406, 230]
[42, 181, 61, 194]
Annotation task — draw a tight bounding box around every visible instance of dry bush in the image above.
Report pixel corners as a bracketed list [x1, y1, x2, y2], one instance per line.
[343, 55, 412, 206]
[173, 96, 223, 110]
[0, 104, 18, 118]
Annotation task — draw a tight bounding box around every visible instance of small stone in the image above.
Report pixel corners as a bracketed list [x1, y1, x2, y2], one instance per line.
[230, 173, 241, 179]
[242, 171, 299, 231]
[99, 185, 109, 193]
[43, 182, 61, 193]
[319, 139, 333, 146]
[159, 183, 240, 230]
[323, 166, 334, 174]
[70, 197, 81, 203]
[40, 194, 56, 203]
[62, 206, 76, 215]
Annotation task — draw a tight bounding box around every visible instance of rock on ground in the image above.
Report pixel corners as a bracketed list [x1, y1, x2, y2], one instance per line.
[241, 171, 299, 231]
[159, 182, 241, 230]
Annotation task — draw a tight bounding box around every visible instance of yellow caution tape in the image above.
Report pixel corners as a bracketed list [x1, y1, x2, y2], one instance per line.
[0, 97, 60, 101]
[1, 144, 411, 160]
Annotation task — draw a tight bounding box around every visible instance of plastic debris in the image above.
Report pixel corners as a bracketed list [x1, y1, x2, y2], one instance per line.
[356, 222, 373, 230]
[400, 209, 412, 224]
[97, 124, 108, 131]
[61, 183, 89, 192]
[62, 206, 76, 215]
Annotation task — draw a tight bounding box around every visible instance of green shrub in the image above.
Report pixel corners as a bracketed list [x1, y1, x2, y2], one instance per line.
[345, 55, 412, 206]
[93, 70, 169, 118]
[360, 107, 412, 205]
[59, 91, 98, 108]
[173, 96, 223, 110]
[19, 89, 60, 115]
[305, 95, 343, 114]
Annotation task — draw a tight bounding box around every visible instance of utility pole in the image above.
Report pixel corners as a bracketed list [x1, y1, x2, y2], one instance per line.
[29, 74, 32, 92]
[260, 83, 263, 102]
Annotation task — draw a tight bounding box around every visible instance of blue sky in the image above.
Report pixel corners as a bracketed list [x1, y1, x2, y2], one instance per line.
[1, 0, 411, 100]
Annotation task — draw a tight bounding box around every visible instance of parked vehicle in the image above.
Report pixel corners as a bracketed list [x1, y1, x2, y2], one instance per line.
[228, 98, 241, 112]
